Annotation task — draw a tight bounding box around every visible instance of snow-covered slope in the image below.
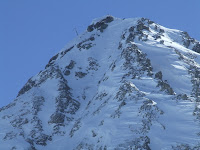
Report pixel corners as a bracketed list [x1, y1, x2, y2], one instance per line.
[1, 16, 200, 150]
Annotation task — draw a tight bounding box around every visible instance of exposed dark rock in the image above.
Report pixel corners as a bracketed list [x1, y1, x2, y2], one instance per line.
[159, 29, 165, 33]
[183, 39, 190, 48]
[89, 37, 95, 41]
[81, 43, 93, 50]
[64, 70, 70, 76]
[176, 94, 188, 100]
[95, 23, 108, 33]
[75, 142, 95, 150]
[101, 16, 114, 23]
[77, 36, 95, 50]
[137, 22, 150, 32]
[109, 61, 116, 71]
[27, 145, 37, 150]
[10, 117, 29, 128]
[45, 53, 59, 68]
[0, 102, 16, 113]
[155, 71, 175, 95]
[26, 133, 51, 147]
[26, 138, 34, 144]
[160, 40, 164, 44]
[44, 75, 80, 135]
[155, 25, 158, 30]
[92, 130, 97, 137]
[121, 44, 153, 78]
[18, 78, 36, 97]
[75, 72, 87, 78]
[111, 100, 126, 118]
[118, 42, 123, 49]
[115, 82, 144, 103]
[49, 112, 65, 124]
[157, 80, 175, 95]
[48, 54, 59, 65]
[121, 32, 126, 40]
[193, 105, 200, 120]
[55, 84, 80, 114]
[189, 65, 200, 101]
[60, 46, 74, 58]
[193, 43, 200, 53]
[141, 18, 154, 25]
[99, 120, 104, 126]
[126, 33, 135, 43]
[87, 57, 99, 71]
[126, 19, 151, 42]
[87, 16, 114, 32]
[70, 118, 81, 137]
[87, 25, 94, 32]
[129, 26, 135, 32]
[117, 136, 151, 150]
[155, 71, 162, 80]
[181, 31, 195, 48]
[17, 66, 64, 98]
[139, 99, 164, 135]
[35, 134, 52, 146]
[148, 20, 154, 24]
[3, 131, 17, 140]
[172, 144, 194, 150]
[153, 34, 161, 40]
[27, 147, 37, 150]
[66, 60, 76, 70]
[37, 66, 63, 85]
[56, 90, 80, 115]
[182, 31, 190, 38]
[11, 146, 17, 150]
[32, 96, 45, 115]
[95, 92, 108, 101]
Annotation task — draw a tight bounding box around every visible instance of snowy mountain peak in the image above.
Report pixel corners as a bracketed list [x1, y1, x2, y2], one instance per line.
[1, 16, 200, 150]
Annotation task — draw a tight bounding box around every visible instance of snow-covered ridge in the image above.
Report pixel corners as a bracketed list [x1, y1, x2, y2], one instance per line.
[1, 16, 200, 150]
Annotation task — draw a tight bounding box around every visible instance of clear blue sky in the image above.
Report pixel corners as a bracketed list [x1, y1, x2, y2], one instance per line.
[0, 0, 200, 107]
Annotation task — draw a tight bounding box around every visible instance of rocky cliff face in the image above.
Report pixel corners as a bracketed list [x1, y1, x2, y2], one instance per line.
[1, 16, 200, 150]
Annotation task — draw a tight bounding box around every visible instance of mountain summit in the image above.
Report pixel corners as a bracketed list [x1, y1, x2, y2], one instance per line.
[1, 16, 200, 150]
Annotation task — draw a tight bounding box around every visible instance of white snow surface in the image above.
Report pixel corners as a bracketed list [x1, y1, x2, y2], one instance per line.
[0, 16, 200, 150]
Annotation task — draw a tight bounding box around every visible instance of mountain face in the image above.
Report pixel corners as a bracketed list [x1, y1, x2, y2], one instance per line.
[1, 16, 200, 150]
